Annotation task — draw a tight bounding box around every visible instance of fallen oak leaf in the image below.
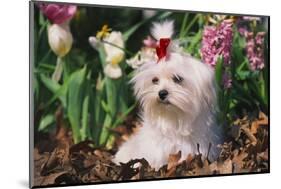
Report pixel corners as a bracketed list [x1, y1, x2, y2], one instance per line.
[250, 112, 268, 135]
[218, 142, 233, 161]
[41, 142, 70, 176]
[241, 126, 257, 145]
[231, 149, 248, 173]
[192, 159, 212, 176]
[217, 158, 233, 174]
[257, 149, 268, 161]
[39, 171, 68, 186]
[167, 151, 181, 170]
[259, 112, 268, 124]
[166, 151, 182, 177]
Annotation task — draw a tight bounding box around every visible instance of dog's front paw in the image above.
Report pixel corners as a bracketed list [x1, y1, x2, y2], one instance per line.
[112, 146, 134, 165]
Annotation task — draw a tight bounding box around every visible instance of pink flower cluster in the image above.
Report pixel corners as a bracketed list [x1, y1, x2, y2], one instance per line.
[201, 20, 233, 67]
[240, 29, 265, 71]
[201, 20, 233, 89]
[38, 3, 77, 24]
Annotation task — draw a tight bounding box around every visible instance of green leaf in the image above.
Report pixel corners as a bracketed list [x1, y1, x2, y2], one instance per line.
[215, 56, 223, 87]
[99, 114, 112, 146]
[112, 102, 137, 127]
[236, 59, 248, 73]
[40, 74, 61, 93]
[187, 30, 202, 54]
[123, 22, 143, 42]
[104, 77, 119, 117]
[123, 11, 172, 41]
[67, 66, 87, 143]
[232, 81, 253, 107]
[101, 100, 111, 114]
[236, 70, 251, 80]
[157, 11, 173, 19]
[181, 14, 199, 38]
[38, 114, 55, 131]
[40, 73, 68, 108]
[180, 13, 189, 38]
[81, 95, 90, 141]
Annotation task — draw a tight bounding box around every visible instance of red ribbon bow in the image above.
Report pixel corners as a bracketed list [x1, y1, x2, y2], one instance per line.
[156, 38, 171, 62]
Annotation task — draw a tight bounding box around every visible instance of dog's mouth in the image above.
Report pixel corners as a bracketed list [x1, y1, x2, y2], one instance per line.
[157, 99, 171, 105]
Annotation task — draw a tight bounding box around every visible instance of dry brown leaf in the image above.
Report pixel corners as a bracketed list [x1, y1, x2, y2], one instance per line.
[217, 159, 233, 174]
[167, 151, 181, 170]
[39, 171, 68, 186]
[250, 112, 268, 134]
[241, 126, 257, 145]
[33, 110, 269, 186]
[208, 161, 219, 173]
[232, 149, 248, 173]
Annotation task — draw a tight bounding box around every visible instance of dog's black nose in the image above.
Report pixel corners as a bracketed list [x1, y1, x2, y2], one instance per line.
[158, 89, 169, 100]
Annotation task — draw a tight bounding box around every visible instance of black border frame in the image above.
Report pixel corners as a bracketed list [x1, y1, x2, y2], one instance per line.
[29, 1, 270, 188]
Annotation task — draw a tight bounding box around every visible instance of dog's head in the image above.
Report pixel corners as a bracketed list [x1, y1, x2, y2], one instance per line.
[131, 52, 216, 122]
[131, 21, 216, 122]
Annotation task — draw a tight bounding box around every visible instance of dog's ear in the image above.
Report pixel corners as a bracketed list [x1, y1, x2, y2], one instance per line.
[130, 60, 159, 101]
[198, 63, 217, 110]
[129, 63, 150, 99]
[184, 55, 217, 110]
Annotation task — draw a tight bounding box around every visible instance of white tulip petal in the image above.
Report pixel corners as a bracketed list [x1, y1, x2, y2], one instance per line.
[103, 31, 125, 65]
[48, 23, 73, 57]
[104, 64, 122, 79]
[89, 36, 101, 50]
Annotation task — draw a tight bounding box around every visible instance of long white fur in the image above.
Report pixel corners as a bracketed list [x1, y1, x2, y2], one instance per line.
[113, 21, 223, 170]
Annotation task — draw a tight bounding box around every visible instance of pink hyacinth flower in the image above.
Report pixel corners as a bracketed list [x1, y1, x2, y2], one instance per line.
[241, 30, 265, 71]
[38, 3, 77, 24]
[201, 20, 233, 67]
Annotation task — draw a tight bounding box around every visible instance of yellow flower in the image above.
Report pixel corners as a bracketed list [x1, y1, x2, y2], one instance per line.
[47, 23, 73, 57]
[96, 24, 112, 39]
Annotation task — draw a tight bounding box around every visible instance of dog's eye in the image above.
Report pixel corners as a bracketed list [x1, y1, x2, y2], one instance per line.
[172, 75, 183, 84]
[152, 77, 159, 84]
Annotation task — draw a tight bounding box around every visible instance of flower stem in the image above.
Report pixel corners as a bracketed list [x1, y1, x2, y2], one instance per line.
[52, 57, 64, 82]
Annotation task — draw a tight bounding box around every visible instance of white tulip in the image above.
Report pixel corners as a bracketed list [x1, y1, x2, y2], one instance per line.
[103, 31, 124, 64]
[47, 23, 73, 57]
[104, 63, 122, 79]
[103, 31, 125, 78]
[88, 36, 101, 50]
[89, 30, 125, 79]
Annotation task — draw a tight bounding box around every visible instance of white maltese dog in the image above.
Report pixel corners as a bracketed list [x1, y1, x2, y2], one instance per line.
[113, 20, 222, 170]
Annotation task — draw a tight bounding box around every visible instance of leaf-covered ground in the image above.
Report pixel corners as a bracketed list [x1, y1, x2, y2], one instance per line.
[33, 111, 268, 187]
